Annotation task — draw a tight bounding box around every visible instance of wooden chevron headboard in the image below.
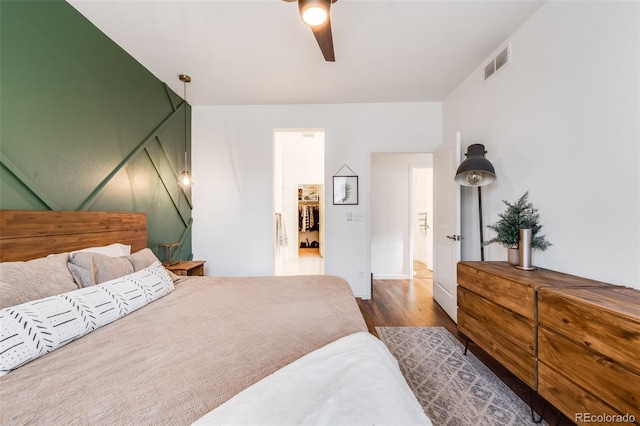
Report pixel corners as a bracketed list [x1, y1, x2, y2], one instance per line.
[0, 210, 147, 262]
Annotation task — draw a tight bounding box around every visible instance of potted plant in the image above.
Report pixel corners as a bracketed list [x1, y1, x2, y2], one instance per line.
[484, 191, 551, 265]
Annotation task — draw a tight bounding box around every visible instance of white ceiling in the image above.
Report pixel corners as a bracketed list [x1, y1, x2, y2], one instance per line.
[68, 0, 545, 106]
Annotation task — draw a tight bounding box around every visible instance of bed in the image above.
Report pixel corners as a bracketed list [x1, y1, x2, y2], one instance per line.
[0, 210, 431, 425]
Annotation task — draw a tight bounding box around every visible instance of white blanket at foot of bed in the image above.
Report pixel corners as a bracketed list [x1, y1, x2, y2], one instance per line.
[194, 332, 432, 426]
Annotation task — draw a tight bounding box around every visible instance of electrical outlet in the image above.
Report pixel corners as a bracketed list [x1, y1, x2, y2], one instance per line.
[346, 212, 353, 221]
[358, 270, 365, 279]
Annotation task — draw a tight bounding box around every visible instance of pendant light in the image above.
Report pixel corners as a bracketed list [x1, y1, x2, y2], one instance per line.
[178, 74, 193, 187]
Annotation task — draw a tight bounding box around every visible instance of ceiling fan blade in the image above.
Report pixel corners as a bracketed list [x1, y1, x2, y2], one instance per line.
[310, 17, 335, 62]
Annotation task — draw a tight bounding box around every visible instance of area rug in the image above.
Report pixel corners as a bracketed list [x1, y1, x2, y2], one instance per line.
[377, 327, 546, 426]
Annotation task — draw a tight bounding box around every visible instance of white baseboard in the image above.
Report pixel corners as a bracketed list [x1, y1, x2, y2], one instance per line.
[373, 274, 411, 280]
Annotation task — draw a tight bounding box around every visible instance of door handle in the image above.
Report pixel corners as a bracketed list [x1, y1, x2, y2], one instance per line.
[446, 235, 463, 241]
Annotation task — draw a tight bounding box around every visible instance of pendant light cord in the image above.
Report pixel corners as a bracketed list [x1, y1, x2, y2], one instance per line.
[177, 74, 192, 186]
[183, 80, 188, 171]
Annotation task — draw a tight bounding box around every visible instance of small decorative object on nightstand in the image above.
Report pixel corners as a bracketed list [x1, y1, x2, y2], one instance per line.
[158, 243, 182, 266]
[165, 260, 205, 277]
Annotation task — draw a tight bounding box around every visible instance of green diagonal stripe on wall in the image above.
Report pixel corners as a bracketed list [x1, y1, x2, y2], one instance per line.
[176, 218, 194, 261]
[76, 102, 186, 212]
[0, 152, 61, 210]
[143, 145, 191, 227]
[164, 83, 178, 112]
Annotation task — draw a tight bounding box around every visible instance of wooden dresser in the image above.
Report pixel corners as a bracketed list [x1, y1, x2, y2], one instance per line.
[457, 261, 615, 390]
[538, 287, 640, 425]
[457, 261, 639, 425]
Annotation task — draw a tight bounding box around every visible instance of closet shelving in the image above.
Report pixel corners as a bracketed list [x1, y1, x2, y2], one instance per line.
[298, 184, 321, 256]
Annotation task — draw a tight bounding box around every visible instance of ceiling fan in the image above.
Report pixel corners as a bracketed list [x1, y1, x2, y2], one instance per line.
[283, 0, 338, 62]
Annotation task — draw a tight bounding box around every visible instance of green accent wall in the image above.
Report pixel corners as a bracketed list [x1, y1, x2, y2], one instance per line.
[0, 0, 192, 261]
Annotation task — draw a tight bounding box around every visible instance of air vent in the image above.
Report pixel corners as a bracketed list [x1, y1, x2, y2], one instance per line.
[483, 42, 511, 83]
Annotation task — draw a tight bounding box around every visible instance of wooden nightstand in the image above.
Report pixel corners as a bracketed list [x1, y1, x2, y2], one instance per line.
[165, 260, 205, 276]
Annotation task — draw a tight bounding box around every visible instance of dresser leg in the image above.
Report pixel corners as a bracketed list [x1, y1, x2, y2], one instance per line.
[528, 388, 547, 423]
[463, 336, 471, 355]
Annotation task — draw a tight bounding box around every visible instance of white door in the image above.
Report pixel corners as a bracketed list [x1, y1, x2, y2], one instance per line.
[433, 132, 461, 322]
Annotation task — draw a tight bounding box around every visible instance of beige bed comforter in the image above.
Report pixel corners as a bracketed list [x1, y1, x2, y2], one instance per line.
[0, 275, 367, 425]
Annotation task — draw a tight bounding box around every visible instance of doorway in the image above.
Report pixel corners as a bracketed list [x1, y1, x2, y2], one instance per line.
[370, 153, 433, 280]
[273, 130, 325, 276]
[411, 166, 434, 279]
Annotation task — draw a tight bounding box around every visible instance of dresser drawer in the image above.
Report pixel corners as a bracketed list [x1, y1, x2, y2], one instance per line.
[538, 362, 638, 426]
[538, 326, 640, 419]
[457, 287, 535, 354]
[457, 262, 535, 319]
[458, 309, 537, 389]
[538, 287, 640, 375]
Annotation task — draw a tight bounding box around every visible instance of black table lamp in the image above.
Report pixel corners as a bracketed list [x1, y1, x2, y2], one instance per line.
[454, 144, 496, 260]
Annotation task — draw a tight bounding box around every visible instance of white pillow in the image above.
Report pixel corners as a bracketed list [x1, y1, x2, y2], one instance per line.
[0, 261, 173, 376]
[70, 243, 131, 258]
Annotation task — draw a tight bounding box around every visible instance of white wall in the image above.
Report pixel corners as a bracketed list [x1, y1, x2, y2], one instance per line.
[444, 1, 640, 288]
[192, 102, 442, 297]
[370, 154, 432, 278]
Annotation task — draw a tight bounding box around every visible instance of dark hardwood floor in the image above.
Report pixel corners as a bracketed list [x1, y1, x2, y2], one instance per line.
[357, 270, 573, 426]
[356, 272, 458, 339]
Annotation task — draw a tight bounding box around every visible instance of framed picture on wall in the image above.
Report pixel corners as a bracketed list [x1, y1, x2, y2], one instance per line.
[333, 176, 358, 205]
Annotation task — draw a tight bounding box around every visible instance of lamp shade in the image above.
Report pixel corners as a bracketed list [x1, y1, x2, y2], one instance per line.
[299, 0, 330, 27]
[454, 144, 496, 187]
